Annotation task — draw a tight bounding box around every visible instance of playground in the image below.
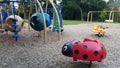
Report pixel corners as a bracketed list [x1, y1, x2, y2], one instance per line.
[0, 0, 120, 68]
[0, 22, 120, 68]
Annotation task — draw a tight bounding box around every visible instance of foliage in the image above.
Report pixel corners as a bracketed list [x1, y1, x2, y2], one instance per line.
[62, 0, 108, 21]
[62, 4, 80, 20]
[99, 9, 108, 21]
[107, 0, 120, 22]
[25, 19, 85, 25]
[5, 0, 108, 22]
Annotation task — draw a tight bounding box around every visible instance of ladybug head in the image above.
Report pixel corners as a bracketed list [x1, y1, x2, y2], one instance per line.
[62, 42, 72, 57]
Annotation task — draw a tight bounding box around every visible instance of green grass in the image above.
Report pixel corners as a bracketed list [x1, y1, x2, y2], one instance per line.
[24, 19, 86, 25]
[25, 19, 120, 25]
[63, 20, 86, 25]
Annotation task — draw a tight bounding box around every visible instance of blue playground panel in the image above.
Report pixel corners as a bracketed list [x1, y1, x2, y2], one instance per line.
[0, 0, 38, 4]
[0, 0, 27, 2]
[0, 4, 7, 23]
[52, 4, 63, 32]
[0, 4, 5, 6]
[43, 8, 54, 13]
[1, 11, 8, 23]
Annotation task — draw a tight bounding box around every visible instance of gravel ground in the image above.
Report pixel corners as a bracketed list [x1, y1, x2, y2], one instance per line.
[0, 23, 120, 68]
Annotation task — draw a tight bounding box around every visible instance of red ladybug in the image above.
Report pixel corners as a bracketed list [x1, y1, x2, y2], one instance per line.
[62, 38, 107, 67]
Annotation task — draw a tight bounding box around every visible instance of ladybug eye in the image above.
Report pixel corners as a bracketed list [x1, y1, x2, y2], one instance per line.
[63, 46, 68, 51]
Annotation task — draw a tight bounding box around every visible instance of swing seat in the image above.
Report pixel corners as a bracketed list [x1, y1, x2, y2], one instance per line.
[105, 20, 113, 23]
[30, 13, 51, 31]
[5, 15, 24, 32]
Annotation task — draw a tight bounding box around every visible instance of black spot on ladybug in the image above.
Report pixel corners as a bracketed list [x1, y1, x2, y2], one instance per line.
[101, 47, 104, 51]
[75, 42, 79, 45]
[94, 51, 98, 56]
[83, 54, 88, 59]
[83, 45, 88, 49]
[74, 50, 79, 54]
[100, 55, 103, 59]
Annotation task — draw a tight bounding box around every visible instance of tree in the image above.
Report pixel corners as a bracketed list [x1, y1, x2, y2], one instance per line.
[99, 9, 108, 21]
[62, 0, 108, 21]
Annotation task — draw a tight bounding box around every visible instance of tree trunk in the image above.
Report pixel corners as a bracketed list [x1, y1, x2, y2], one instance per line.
[22, 3, 27, 19]
[78, 6, 84, 21]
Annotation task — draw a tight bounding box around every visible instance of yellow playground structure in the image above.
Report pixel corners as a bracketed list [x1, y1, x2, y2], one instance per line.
[93, 25, 108, 37]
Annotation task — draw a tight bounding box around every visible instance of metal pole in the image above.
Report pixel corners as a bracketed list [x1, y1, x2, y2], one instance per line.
[0, 7, 3, 29]
[37, 0, 47, 43]
[28, 5, 33, 31]
[45, 0, 49, 13]
[10, 3, 14, 15]
[23, 3, 26, 19]
[35, 4, 38, 13]
[112, 12, 114, 22]
[87, 11, 90, 23]
[90, 12, 93, 23]
[109, 11, 112, 23]
[18, 3, 21, 16]
[49, 0, 61, 40]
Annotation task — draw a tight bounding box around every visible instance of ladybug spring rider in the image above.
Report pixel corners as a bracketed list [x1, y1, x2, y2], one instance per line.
[62, 38, 107, 67]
